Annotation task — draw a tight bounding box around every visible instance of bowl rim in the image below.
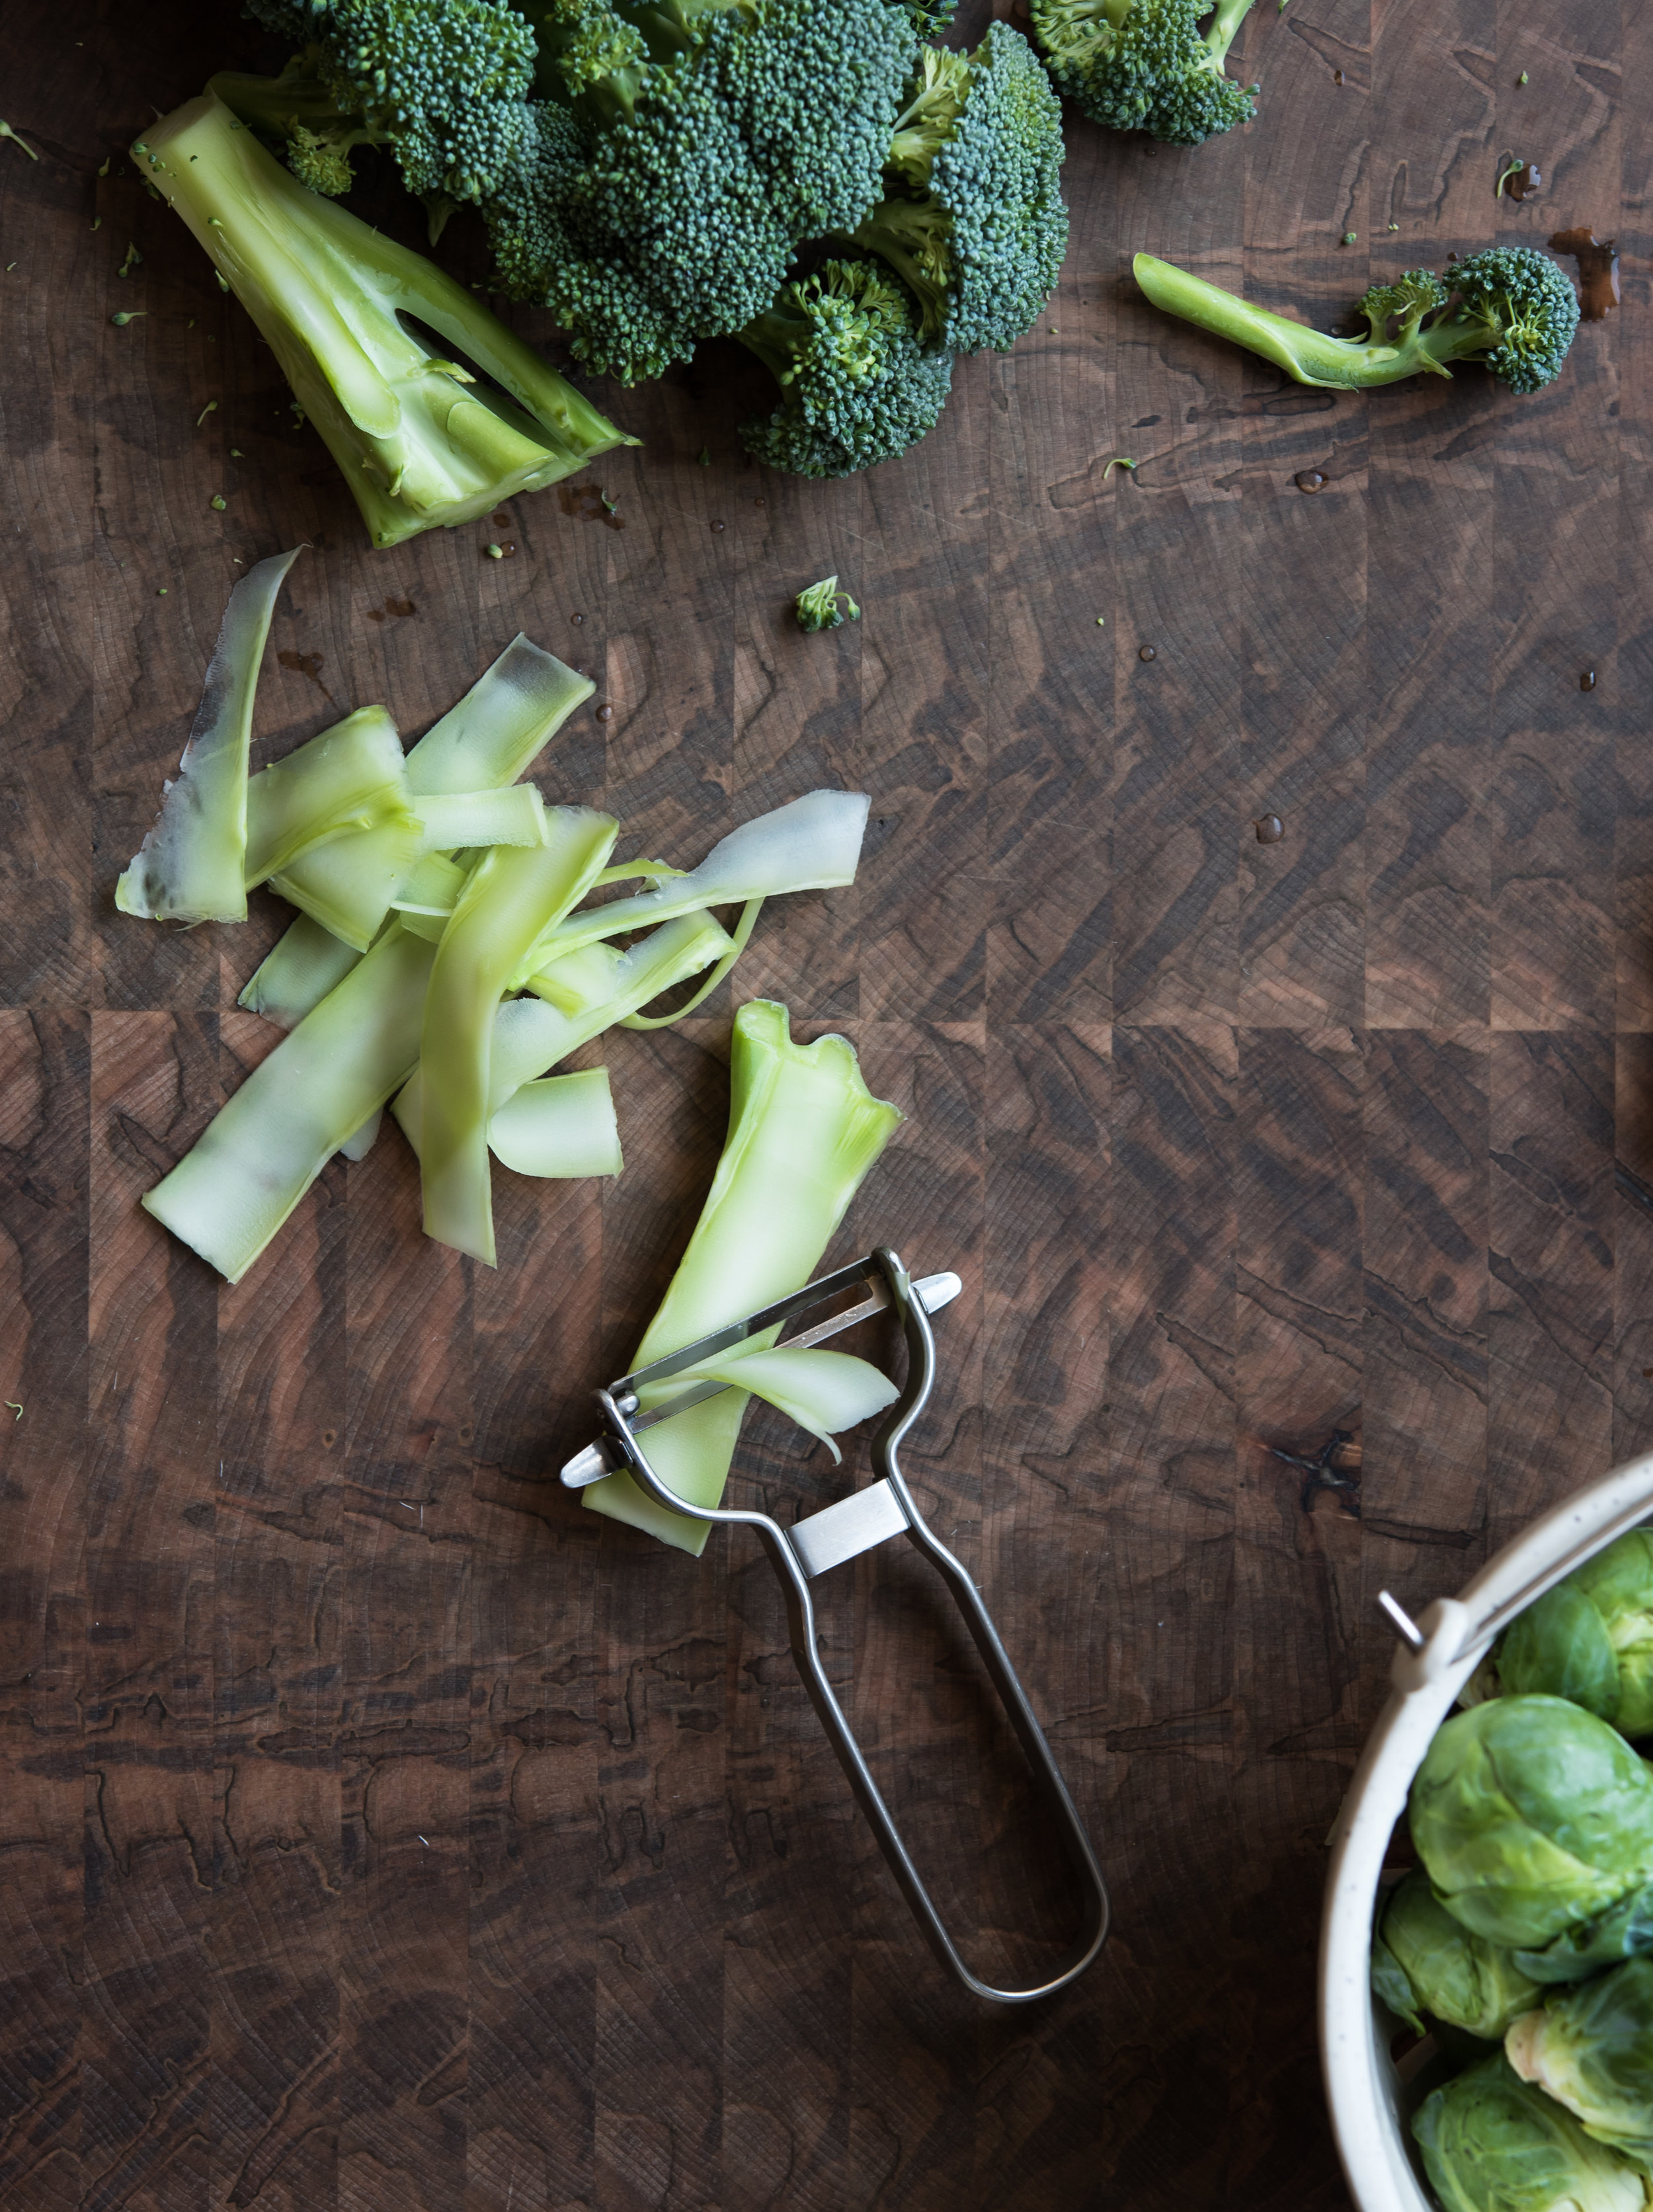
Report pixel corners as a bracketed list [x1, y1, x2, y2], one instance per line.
[1316, 1450, 1653, 2212]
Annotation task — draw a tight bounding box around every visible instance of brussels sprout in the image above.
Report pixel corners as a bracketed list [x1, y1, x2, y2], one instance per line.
[1492, 1532, 1653, 1739]
[1414, 2052, 1650, 2212]
[1373, 1869, 1544, 2039]
[1505, 1958, 1653, 2174]
[1410, 1697, 1653, 1956]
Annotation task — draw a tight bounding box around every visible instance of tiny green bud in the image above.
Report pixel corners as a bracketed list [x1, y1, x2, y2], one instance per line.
[210, 494, 226, 510]
[97, 156, 109, 177]
[1519, 69, 1529, 83]
[697, 448, 711, 466]
[1342, 230, 1357, 245]
[90, 216, 101, 230]
[1, 120, 41, 161]
[196, 400, 218, 426]
[230, 446, 244, 457]
[108, 309, 145, 325]
[1103, 457, 1137, 480]
[1095, 616, 1106, 627]
[485, 543, 504, 559]
[156, 587, 167, 596]
[1387, 222, 1399, 231]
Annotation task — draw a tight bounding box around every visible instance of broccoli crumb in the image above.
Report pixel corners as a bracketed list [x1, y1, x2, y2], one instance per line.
[795, 575, 861, 631]
[118, 241, 142, 276]
[196, 399, 218, 425]
[485, 542, 504, 558]
[1103, 456, 1137, 479]
[1342, 231, 1357, 245]
[210, 494, 227, 509]
[109, 309, 146, 325]
[0, 121, 40, 162]
[1496, 157, 1525, 198]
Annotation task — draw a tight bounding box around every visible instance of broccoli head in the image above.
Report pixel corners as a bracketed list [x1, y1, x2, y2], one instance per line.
[739, 258, 954, 477]
[138, 91, 635, 547]
[237, 0, 538, 206]
[1031, 0, 1256, 146]
[846, 23, 1067, 356]
[486, 0, 918, 382]
[1133, 245, 1581, 395]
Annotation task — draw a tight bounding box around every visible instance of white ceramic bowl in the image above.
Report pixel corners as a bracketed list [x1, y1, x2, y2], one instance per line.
[1317, 1453, 1653, 2212]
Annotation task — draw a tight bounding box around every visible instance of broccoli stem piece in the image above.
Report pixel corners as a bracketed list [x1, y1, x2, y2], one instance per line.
[1203, 0, 1255, 69]
[137, 93, 637, 549]
[1141, 253, 1522, 391]
[240, 912, 364, 1030]
[584, 997, 903, 1554]
[243, 704, 411, 888]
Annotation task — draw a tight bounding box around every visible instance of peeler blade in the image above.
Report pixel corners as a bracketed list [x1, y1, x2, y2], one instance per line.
[560, 1267, 962, 1489]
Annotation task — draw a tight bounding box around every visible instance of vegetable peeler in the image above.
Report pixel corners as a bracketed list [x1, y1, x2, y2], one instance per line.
[562, 1247, 1109, 2003]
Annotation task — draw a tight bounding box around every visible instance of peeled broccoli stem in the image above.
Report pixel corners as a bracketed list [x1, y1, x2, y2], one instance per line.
[1133, 251, 1508, 390]
[137, 93, 635, 548]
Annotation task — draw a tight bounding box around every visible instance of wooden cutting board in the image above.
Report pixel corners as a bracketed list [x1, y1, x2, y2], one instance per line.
[0, 0, 1643, 2203]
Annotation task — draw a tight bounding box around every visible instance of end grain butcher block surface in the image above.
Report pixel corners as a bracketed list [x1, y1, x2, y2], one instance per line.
[0, 0, 1647, 2203]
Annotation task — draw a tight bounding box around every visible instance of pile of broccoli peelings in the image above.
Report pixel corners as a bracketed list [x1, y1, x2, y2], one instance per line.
[108, 0, 1582, 527]
[1373, 1530, 1653, 2211]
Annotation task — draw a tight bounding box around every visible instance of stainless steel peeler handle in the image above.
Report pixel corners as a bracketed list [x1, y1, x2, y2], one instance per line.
[586, 1247, 1110, 2004]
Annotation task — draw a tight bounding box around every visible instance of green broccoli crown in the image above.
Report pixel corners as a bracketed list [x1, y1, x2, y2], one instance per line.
[849, 22, 1067, 355]
[1444, 245, 1582, 395]
[484, 0, 916, 382]
[246, 0, 538, 202]
[795, 575, 860, 629]
[1031, 0, 1256, 146]
[739, 258, 954, 477]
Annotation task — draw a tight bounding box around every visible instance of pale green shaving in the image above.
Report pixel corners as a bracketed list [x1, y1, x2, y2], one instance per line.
[671, 1344, 898, 1461]
[116, 545, 303, 921]
[417, 810, 618, 1263]
[485, 1068, 622, 1178]
[143, 922, 436, 1280]
[243, 704, 407, 886]
[413, 784, 547, 853]
[586, 997, 901, 1555]
[404, 634, 592, 796]
[239, 909, 363, 1028]
[513, 790, 869, 982]
[268, 806, 425, 950]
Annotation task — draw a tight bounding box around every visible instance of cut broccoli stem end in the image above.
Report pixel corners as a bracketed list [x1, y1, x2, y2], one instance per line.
[140, 92, 636, 550]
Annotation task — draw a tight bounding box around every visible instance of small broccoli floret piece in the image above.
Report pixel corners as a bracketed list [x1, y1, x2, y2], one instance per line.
[846, 23, 1067, 355]
[139, 91, 635, 548]
[795, 576, 861, 630]
[1133, 245, 1581, 394]
[1031, 0, 1256, 146]
[210, 58, 386, 197]
[485, 0, 918, 383]
[739, 258, 954, 477]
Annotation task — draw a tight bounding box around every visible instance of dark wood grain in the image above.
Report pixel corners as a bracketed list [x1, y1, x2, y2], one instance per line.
[3, 0, 1652, 2201]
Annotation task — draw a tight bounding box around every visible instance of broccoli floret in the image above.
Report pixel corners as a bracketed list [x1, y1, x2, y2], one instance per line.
[1031, 0, 1256, 146]
[485, 0, 917, 382]
[1133, 245, 1581, 394]
[846, 24, 1067, 356]
[237, 0, 538, 204]
[209, 58, 386, 196]
[739, 258, 954, 477]
[138, 91, 635, 547]
[795, 575, 861, 629]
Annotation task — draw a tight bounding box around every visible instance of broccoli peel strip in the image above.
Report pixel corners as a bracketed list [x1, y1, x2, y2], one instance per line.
[137, 92, 637, 550]
[417, 809, 619, 1265]
[116, 546, 303, 923]
[240, 634, 594, 1030]
[1133, 247, 1580, 394]
[143, 923, 438, 1282]
[585, 997, 903, 1555]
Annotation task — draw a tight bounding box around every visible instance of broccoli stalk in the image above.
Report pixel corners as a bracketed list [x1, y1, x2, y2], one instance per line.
[1133, 247, 1581, 394]
[737, 259, 954, 478]
[1032, 0, 1256, 146]
[136, 93, 636, 549]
